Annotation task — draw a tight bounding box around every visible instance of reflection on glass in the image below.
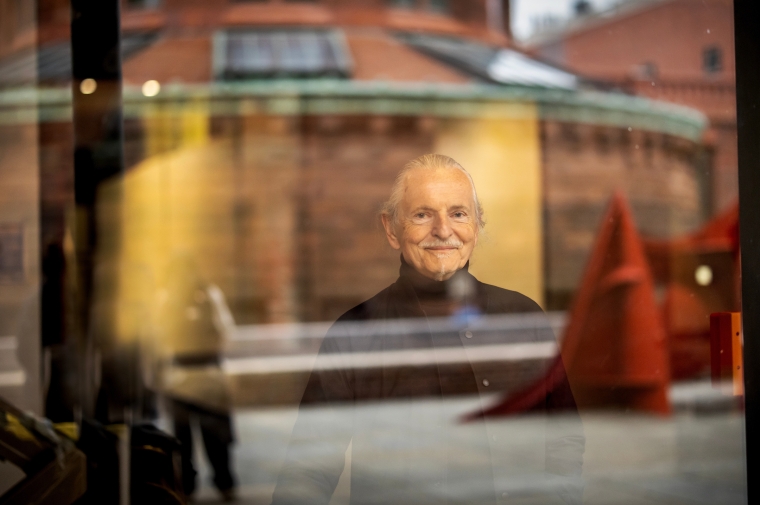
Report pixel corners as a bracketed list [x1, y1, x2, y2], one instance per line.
[272, 155, 584, 504]
[159, 254, 237, 500]
[0, 0, 748, 504]
[703, 45, 723, 74]
[141, 79, 160, 97]
[79, 78, 97, 94]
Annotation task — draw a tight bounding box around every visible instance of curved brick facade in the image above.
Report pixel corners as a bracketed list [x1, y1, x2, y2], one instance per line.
[541, 120, 706, 309]
[0, 0, 709, 326]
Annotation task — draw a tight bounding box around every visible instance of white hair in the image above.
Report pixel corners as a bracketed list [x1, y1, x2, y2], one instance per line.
[381, 154, 485, 230]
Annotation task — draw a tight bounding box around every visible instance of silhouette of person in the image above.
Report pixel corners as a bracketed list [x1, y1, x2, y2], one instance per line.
[158, 254, 237, 501]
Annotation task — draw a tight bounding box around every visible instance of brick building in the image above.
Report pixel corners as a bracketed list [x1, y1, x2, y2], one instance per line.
[527, 0, 736, 215]
[0, 0, 710, 347]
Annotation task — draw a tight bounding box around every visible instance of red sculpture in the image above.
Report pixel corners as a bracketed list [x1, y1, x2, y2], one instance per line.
[561, 192, 670, 414]
[470, 192, 671, 418]
[644, 203, 740, 379]
[468, 195, 739, 419]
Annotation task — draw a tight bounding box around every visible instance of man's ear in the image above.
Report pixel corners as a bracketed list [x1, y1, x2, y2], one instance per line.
[381, 214, 401, 250]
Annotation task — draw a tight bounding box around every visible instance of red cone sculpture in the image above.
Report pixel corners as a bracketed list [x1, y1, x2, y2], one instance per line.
[561, 191, 670, 414]
[466, 191, 671, 420]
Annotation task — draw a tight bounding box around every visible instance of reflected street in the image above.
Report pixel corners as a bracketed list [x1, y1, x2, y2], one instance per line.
[187, 388, 744, 505]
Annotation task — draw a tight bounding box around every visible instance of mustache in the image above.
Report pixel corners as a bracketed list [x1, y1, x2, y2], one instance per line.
[420, 240, 463, 249]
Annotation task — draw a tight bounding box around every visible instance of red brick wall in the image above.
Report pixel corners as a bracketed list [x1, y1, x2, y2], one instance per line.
[537, 0, 734, 82]
[531, 0, 736, 215]
[541, 121, 704, 309]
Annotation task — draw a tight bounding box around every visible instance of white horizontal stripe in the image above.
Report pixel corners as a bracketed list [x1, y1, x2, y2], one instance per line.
[223, 342, 556, 375]
[233, 312, 567, 342]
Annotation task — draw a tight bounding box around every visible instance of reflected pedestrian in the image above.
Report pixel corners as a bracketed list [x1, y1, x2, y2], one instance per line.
[158, 254, 237, 502]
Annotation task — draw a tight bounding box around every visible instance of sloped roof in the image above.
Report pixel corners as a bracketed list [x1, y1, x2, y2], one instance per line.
[345, 31, 470, 84]
[397, 32, 578, 89]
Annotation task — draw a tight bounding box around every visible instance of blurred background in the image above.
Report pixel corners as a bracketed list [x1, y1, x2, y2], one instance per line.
[0, 0, 746, 504]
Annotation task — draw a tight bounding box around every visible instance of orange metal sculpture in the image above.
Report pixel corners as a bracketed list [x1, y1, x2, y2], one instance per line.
[469, 195, 740, 419]
[470, 192, 671, 418]
[561, 192, 671, 414]
[644, 203, 740, 380]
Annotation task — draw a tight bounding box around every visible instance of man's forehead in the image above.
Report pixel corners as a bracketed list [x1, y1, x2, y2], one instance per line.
[402, 166, 476, 201]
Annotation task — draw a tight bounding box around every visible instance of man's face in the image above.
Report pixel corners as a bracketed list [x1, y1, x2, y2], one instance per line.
[382, 166, 479, 281]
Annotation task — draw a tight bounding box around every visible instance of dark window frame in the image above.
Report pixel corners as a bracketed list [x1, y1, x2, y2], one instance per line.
[703, 45, 723, 74]
[735, 0, 760, 502]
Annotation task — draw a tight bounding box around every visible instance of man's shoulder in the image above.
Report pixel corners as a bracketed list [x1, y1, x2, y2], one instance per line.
[335, 284, 396, 323]
[477, 281, 545, 315]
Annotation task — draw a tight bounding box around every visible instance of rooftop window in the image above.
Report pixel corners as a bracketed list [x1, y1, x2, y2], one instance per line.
[215, 30, 352, 80]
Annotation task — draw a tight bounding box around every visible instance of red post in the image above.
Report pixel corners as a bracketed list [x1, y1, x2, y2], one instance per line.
[710, 312, 744, 396]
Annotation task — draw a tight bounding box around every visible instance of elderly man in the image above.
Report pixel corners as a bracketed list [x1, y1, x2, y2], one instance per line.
[272, 154, 584, 505]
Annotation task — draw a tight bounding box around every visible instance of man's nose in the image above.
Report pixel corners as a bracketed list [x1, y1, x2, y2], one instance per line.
[432, 214, 453, 239]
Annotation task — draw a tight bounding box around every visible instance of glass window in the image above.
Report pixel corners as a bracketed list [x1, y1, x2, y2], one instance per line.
[704, 45, 723, 73]
[0, 1, 748, 504]
[218, 29, 352, 79]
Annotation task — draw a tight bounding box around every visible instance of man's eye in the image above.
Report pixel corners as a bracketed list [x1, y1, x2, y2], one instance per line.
[453, 212, 466, 218]
[415, 213, 427, 219]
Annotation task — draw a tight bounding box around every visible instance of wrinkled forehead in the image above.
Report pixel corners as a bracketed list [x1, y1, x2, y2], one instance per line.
[401, 166, 478, 208]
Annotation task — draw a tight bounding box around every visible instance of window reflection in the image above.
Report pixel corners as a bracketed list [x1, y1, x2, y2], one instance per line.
[0, 0, 747, 504]
[271, 154, 584, 505]
[703, 45, 723, 74]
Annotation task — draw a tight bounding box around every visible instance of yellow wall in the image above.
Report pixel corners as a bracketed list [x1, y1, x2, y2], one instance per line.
[109, 98, 544, 341]
[434, 103, 544, 306]
[110, 107, 301, 341]
[104, 100, 217, 343]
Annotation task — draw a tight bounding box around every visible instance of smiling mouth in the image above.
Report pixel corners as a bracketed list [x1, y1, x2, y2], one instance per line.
[425, 247, 458, 258]
[420, 241, 463, 255]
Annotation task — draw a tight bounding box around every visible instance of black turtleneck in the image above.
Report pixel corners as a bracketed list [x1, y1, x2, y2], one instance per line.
[398, 256, 471, 316]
